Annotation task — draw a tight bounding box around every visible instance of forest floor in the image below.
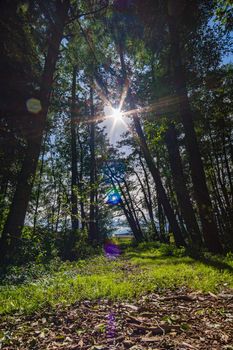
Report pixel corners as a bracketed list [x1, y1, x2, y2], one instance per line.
[0, 242, 233, 349]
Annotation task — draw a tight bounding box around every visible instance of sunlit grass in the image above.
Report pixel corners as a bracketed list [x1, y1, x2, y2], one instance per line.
[0, 243, 232, 315]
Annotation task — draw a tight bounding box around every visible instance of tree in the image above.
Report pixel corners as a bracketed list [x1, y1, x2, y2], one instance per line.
[0, 0, 71, 262]
[114, 28, 186, 246]
[167, 0, 222, 252]
[164, 123, 202, 246]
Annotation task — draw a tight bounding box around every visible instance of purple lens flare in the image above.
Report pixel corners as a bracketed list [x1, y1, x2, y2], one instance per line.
[106, 312, 116, 340]
[104, 241, 121, 259]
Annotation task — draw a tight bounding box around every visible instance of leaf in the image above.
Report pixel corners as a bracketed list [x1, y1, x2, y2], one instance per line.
[78, 339, 84, 348]
[141, 336, 159, 342]
[122, 303, 139, 311]
[41, 317, 47, 324]
[180, 323, 190, 331]
[94, 323, 106, 333]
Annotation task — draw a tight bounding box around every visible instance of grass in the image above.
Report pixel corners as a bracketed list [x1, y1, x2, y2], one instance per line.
[0, 242, 233, 315]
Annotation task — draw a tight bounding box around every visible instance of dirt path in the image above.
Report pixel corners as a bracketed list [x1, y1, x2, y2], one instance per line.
[1, 287, 232, 349]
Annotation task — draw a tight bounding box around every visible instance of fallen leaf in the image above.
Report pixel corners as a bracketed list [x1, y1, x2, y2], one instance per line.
[122, 303, 139, 311]
[141, 336, 159, 342]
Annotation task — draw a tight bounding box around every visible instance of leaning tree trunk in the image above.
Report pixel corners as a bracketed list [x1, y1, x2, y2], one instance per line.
[134, 167, 159, 240]
[0, 0, 70, 262]
[164, 123, 202, 246]
[139, 156, 159, 239]
[167, 4, 222, 253]
[123, 178, 144, 238]
[108, 174, 144, 242]
[133, 117, 185, 246]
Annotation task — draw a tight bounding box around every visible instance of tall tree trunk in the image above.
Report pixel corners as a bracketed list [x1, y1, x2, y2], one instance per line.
[33, 134, 46, 235]
[0, 0, 70, 262]
[157, 194, 168, 241]
[118, 43, 185, 247]
[70, 66, 79, 231]
[77, 132, 87, 229]
[222, 131, 233, 203]
[133, 113, 185, 246]
[134, 168, 159, 239]
[55, 180, 62, 233]
[164, 123, 202, 246]
[123, 178, 144, 238]
[88, 86, 99, 243]
[139, 157, 159, 239]
[167, 5, 222, 253]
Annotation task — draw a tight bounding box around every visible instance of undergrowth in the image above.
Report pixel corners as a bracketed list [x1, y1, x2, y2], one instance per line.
[0, 242, 232, 315]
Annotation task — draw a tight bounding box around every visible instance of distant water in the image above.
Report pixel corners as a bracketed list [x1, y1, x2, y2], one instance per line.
[112, 226, 133, 236]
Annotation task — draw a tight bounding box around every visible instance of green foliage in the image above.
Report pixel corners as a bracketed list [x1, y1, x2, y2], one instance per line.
[73, 230, 102, 259]
[55, 228, 102, 261]
[0, 258, 62, 286]
[215, 0, 233, 31]
[156, 243, 186, 257]
[1, 227, 102, 266]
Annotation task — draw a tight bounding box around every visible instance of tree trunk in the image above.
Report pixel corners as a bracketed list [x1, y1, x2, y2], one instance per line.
[77, 132, 87, 229]
[107, 165, 144, 242]
[33, 133, 47, 234]
[120, 183, 144, 241]
[133, 114, 185, 246]
[70, 65, 79, 231]
[123, 178, 144, 238]
[139, 157, 159, 239]
[167, 8, 222, 253]
[118, 43, 185, 247]
[88, 86, 99, 243]
[55, 180, 62, 233]
[164, 123, 202, 246]
[0, 0, 70, 262]
[134, 168, 159, 239]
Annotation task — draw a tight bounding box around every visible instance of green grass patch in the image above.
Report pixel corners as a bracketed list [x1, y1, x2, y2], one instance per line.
[0, 243, 232, 315]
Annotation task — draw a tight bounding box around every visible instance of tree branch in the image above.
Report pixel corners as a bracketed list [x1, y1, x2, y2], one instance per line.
[67, 1, 109, 24]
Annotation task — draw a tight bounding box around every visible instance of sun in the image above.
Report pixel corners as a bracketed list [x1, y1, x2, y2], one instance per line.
[112, 108, 123, 121]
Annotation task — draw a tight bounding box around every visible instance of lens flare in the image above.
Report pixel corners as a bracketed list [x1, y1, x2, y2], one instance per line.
[106, 188, 121, 206]
[106, 311, 116, 339]
[112, 108, 123, 121]
[104, 241, 121, 259]
[26, 98, 42, 114]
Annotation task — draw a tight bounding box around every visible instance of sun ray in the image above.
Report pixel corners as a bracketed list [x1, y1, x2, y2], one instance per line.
[93, 79, 113, 109]
[71, 88, 184, 128]
[118, 78, 129, 112]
